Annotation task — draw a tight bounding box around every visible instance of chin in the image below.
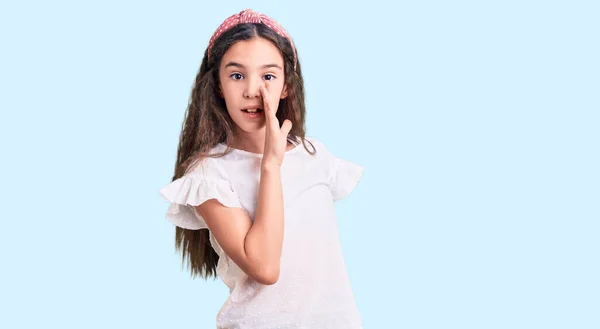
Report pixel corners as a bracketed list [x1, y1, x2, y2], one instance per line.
[233, 121, 266, 134]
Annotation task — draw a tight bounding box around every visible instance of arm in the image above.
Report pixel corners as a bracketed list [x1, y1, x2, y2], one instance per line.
[194, 164, 284, 285]
[245, 163, 285, 282]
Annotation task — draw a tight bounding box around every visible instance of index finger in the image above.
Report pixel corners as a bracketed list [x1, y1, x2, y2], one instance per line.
[259, 84, 274, 116]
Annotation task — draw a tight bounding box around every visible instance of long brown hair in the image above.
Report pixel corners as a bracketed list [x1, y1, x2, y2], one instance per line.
[170, 22, 315, 279]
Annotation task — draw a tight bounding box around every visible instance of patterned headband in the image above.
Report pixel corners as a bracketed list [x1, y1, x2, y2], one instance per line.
[207, 9, 297, 71]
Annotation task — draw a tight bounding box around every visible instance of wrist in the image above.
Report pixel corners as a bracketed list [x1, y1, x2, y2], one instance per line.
[261, 161, 281, 173]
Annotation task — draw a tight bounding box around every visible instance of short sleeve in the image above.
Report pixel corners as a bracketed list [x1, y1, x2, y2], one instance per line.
[309, 137, 364, 201]
[329, 156, 364, 201]
[159, 158, 243, 230]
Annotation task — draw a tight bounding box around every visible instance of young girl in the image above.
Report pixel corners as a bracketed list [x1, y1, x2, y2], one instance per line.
[160, 9, 364, 329]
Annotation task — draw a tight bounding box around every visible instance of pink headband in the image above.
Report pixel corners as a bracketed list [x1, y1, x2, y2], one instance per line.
[207, 9, 297, 71]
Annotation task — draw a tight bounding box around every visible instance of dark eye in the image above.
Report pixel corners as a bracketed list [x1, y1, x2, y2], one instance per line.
[263, 74, 276, 81]
[230, 73, 243, 80]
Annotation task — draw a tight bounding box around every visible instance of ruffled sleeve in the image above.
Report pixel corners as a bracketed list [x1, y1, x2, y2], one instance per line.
[328, 156, 364, 201]
[159, 158, 243, 230]
[309, 137, 364, 201]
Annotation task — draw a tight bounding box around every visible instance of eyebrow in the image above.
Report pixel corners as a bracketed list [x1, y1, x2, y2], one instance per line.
[224, 61, 283, 70]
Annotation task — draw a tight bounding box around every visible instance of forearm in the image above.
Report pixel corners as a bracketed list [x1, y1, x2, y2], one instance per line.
[244, 163, 284, 278]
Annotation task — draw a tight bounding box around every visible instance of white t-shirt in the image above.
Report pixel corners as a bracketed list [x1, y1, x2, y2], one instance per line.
[160, 136, 364, 329]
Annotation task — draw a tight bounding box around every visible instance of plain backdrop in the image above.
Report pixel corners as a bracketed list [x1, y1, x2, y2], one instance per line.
[1, 0, 598, 328]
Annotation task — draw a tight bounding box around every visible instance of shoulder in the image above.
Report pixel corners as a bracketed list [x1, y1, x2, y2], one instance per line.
[297, 136, 364, 201]
[185, 144, 232, 177]
[301, 136, 324, 151]
[301, 136, 333, 158]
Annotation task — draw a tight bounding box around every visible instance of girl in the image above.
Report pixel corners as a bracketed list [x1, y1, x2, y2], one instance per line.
[160, 9, 364, 329]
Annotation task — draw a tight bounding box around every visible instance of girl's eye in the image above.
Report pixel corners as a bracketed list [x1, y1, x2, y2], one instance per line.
[229, 73, 275, 81]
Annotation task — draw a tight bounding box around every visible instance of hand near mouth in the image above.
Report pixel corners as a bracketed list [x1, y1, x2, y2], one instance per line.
[260, 82, 292, 168]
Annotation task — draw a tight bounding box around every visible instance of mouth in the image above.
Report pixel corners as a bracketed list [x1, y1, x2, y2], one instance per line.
[241, 107, 264, 119]
[241, 108, 263, 113]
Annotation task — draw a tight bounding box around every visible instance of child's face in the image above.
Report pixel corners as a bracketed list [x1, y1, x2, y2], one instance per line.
[218, 37, 288, 134]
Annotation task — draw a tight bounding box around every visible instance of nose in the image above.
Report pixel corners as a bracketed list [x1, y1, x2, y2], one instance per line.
[243, 76, 262, 99]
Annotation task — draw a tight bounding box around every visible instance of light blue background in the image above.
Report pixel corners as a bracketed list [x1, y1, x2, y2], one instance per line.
[1, 0, 598, 328]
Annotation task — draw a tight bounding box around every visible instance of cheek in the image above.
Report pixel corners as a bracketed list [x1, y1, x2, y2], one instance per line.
[220, 83, 238, 101]
[268, 80, 285, 97]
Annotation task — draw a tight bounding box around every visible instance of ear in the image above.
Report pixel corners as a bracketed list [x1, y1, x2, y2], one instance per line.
[280, 84, 289, 99]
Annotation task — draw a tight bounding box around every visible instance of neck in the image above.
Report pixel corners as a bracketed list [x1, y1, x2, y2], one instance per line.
[232, 126, 267, 154]
[230, 126, 294, 154]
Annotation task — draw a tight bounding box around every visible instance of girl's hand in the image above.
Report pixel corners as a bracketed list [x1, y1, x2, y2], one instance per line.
[260, 83, 292, 168]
